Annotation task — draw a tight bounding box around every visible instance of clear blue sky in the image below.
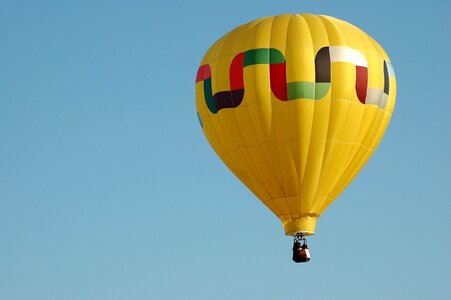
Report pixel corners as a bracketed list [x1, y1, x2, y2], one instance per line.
[1, 1, 450, 299]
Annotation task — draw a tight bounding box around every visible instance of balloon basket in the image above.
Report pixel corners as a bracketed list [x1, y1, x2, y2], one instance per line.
[292, 235, 311, 263]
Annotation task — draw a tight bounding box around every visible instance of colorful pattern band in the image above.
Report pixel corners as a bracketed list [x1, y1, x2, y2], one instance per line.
[196, 47, 394, 114]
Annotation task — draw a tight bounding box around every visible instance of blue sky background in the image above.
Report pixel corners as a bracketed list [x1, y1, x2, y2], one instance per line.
[1, 1, 450, 299]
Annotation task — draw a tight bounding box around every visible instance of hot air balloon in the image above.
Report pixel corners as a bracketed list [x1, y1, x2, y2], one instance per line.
[195, 14, 396, 262]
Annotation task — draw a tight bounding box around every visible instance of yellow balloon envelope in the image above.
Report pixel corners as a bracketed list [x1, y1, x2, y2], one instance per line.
[195, 14, 396, 236]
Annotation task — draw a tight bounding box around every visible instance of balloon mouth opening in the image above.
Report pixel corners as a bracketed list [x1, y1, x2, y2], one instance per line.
[286, 230, 315, 236]
[283, 215, 318, 236]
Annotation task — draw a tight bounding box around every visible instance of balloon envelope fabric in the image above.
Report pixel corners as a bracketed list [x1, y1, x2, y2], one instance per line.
[195, 14, 396, 236]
